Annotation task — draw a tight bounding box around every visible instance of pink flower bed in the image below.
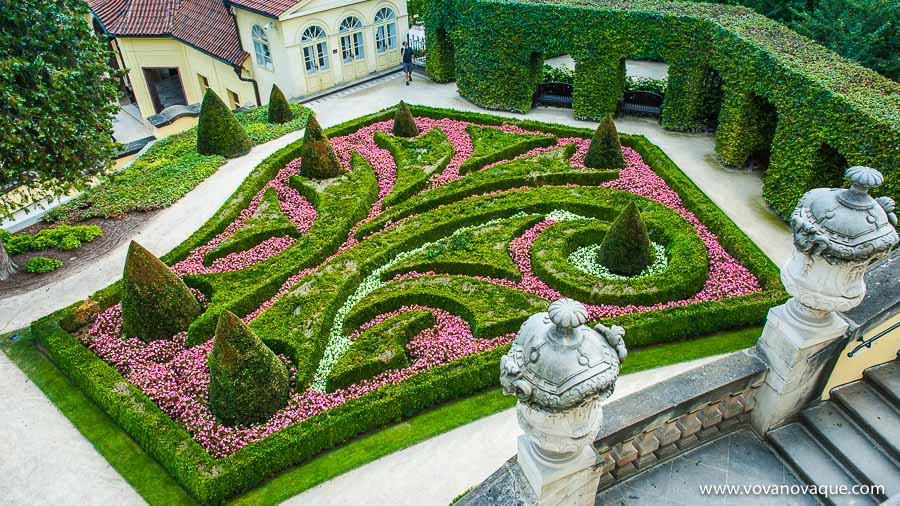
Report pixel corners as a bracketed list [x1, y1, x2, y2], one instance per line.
[83, 303, 510, 457]
[81, 116, 762, 457]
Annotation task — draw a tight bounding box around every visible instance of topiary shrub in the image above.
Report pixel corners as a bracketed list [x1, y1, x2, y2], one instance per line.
[584, 115, 625, 169]
[196, 89, 252, 158]
[299, 115, 342, 179]
[393, 101, 419, 137]
[208, 310, 291, 426]
[597, 202, 651, 276]
[267, 85, 293, 124]
[121, 241, 202, 342]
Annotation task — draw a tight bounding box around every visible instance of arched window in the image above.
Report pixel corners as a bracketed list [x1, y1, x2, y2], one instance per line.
[374, 8, 397, 53]
[339, 16, 365, 64]
[252, 25, 273, 70]
[301, 25, 329, 74]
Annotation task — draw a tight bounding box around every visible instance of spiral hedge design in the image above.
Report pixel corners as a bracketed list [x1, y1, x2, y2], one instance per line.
[34, 105, 785, 503]
[423, 0, 899, 218]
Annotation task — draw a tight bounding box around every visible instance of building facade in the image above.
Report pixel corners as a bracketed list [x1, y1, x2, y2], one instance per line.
[88, 0, 408, 128]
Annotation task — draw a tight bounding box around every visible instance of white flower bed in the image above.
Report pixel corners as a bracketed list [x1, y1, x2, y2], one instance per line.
[568, 242, 668, 280]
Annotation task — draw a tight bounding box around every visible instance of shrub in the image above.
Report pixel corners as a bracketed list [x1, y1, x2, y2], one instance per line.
[299, 116, 342, 179]
[121, 241, 202, 342]
[597, 201, 651, 276]
[584, 115, 625, 169]
[23, 256, 63, 273]
[267, 85, 294, 124]
[196, 89, 252, 158]
[0, 225, 101, 256]
[393, 101, 419, 137]
[208, 310, 291, 426]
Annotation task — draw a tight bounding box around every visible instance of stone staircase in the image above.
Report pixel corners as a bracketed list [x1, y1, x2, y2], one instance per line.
[769, 357, 900, 505]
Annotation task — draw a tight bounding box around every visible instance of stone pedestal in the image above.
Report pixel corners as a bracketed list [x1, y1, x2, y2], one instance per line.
[516, 436, 600, 504]
[752, 304, 847, 432]
[499, 298, 625, 506]
[751, 166, 897, 433]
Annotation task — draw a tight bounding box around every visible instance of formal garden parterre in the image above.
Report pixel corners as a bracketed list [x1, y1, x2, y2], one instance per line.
[31, 104, 785, 503]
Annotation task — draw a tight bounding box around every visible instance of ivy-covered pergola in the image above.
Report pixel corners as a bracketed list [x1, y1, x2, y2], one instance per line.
[424, 0, 899, 218]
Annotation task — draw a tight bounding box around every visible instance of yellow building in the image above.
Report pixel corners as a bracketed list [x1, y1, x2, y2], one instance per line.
[87, 0, 409, 131]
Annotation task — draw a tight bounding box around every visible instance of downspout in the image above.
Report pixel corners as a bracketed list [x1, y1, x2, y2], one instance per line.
[227, 5, 262, 107]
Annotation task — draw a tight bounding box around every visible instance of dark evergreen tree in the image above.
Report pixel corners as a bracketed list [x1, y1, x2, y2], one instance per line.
[196, 89, 252, 158]
[597, 202, 651, 276]
[267, 84, 294, 124]
[393, 101, 419, 137]
[0, 0, 121, 278]
[208, 310, 291, 426]
[121, 241, 202, 342]
[299, 115, 343, 179]
[583, 115, 625, 169]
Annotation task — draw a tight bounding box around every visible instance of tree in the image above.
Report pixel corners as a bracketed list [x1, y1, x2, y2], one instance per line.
[196, 89, 252, 157]
[0, 0, 120, 279]
[121, 241, 202, 342]
[208, 310, 291, 426]
[267, 84, 293, 124]
[299, 115, 343, 179]
[597, 202, 651, 276]
[393, 101, 419, 137]
[584, 115, 626, 169]
[792, 0, 899, 81]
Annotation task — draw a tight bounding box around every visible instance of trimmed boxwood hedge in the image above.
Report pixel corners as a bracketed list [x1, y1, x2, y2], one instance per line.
[31, 104, 785, 504]
[531, 212, 708, 306]
[424, 0, 899, 218]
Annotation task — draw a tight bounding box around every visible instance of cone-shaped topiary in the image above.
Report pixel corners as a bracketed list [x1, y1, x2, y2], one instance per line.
[584, 114, 625, 169]
[299, 115, 342, 179]
[267, 84, 293, 124]
[208, 310, 291, 426]
[597, 202, 651, 276]
[392, 101, 419, 137]
[196, 89, 252, 158]
[121, 241, 202, 342]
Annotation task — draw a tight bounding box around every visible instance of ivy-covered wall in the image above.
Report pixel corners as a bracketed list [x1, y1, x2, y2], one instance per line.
[424, 0, 899, 218]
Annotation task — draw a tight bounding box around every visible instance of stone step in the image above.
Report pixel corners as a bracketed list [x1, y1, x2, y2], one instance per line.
[864, 360, 900, 408]
[832, 380, 900, 461]
[802, 401, 899, 499]
[769, 423, 878, 506]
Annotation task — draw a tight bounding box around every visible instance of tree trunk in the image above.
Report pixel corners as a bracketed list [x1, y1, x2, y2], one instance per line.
[0, 236, 17, 281]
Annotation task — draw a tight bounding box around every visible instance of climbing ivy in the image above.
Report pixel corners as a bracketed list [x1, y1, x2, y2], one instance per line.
[424, 0, 899, 218]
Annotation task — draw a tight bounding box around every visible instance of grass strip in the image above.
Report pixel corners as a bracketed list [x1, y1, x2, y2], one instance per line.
[1, 324, 761, 504]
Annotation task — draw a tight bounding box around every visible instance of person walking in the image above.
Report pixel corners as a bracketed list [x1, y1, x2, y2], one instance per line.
[401, 40, 413, 85]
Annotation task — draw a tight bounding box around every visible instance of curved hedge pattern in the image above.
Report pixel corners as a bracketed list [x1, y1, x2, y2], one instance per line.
[424, 0, 899, 218]
[33, 105, 784, 504]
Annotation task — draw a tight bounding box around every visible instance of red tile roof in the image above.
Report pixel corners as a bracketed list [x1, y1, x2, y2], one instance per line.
[88, 0, 248, 65]
[225, 0, 298, 18]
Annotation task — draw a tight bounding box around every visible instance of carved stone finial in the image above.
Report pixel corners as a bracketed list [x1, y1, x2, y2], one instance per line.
[500, 298, 625, 497]
[782, 166, 898, 327]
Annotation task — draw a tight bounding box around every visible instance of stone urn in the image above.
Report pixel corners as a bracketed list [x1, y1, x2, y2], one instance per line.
[500, 298, 625, 493]
[781, 166, 898, 335]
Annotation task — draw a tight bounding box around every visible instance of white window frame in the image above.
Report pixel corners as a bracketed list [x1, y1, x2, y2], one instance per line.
[374, 8, 397, 54]
[252, 25, 273, 70]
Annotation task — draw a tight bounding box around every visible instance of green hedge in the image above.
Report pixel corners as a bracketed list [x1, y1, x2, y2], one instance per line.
[326, 310, 435, 392]
[30, 105, 784, 504]
[531, 213, 708, 306]
[374, 127, 452, 209]
[424, 0, 899, 218]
